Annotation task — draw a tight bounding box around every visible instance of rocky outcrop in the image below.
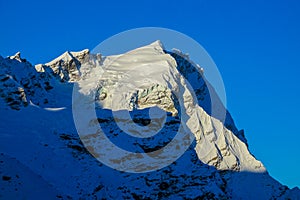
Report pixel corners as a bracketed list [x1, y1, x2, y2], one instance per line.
[0, 50, 91, 110]
[36, 49, 90, 82]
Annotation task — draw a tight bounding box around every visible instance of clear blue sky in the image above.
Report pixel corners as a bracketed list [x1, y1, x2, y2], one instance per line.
[1, 0, 299, 188]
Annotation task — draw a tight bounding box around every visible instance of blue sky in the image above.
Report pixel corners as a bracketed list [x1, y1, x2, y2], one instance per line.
[1, 0, 300, 188]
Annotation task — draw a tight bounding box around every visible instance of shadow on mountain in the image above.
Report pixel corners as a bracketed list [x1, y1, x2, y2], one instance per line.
[166, 51, 248, 145]
[1, 50, 299, 199]
[68, 105, 299, 199]
[58, 126, 299, 199]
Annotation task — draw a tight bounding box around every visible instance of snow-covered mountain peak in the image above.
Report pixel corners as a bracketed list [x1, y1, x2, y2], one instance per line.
[44, 49, 89, 66]
[78, 40, 178, 113]
[1, 42, 299, 199]
[9, 52, 22, 61]
[73, 41, 265, 174]
[34, 49, 91, 82]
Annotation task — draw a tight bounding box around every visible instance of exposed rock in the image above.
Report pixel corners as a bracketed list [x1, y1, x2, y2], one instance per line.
[41, 49, 90, 82]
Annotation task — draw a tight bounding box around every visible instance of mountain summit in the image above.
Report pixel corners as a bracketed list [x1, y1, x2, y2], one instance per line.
[0, 41, 299, 199]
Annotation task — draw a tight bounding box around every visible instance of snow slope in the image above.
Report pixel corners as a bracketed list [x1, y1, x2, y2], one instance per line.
[75, 41, 263, 172]
[0, 42, 299, 199]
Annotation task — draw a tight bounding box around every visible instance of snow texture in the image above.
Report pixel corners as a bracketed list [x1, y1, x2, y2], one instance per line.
[0, 42, 299, 199]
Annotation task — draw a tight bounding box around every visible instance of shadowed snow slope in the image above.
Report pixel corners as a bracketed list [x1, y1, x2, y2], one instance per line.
[0, 41, 299, 199]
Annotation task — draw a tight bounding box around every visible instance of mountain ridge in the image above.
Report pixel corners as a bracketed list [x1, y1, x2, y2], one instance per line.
[0, 41, 299, 199]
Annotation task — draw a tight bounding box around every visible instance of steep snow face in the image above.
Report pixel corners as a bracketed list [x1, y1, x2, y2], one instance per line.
[75, 41, 264, 172]
[77, 41, 178, 113]
[0, 42, 299, 199]
[168, 51, 247, 145]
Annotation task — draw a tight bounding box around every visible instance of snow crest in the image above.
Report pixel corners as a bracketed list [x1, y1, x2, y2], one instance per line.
[0, 42, 299, 199]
